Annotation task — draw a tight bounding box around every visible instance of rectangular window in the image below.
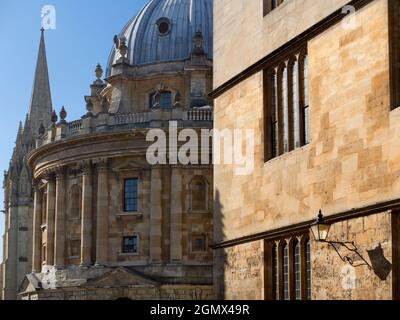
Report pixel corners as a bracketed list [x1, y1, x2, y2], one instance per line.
[264, 46, 309, 162]
[265, 234, 311, 300]
[389, 0, 400, 109]
[124, 178, 138, 212]
[263, 0, 286, 16]
[122, 236, 139, 254]
[191, 234, 207, 252]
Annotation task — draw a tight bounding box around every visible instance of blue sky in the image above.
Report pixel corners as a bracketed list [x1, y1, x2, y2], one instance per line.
[0, 0, 147, 260]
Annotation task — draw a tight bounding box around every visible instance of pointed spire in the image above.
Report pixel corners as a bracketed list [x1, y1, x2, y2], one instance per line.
[28, 29, 53, 134]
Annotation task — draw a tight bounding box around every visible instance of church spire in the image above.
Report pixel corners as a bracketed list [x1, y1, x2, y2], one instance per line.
[28, 28, 53, 134]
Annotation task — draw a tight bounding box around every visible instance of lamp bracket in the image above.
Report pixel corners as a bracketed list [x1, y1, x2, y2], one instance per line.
[321, 240, 373, 270]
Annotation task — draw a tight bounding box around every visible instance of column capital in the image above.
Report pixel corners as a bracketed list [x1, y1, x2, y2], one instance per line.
[80, 160, 93, 174]
[55, 165, 67, 180]
[43, 169, 56, 182]
[94, 158, 109, 172]
[32, 179, 41, 192]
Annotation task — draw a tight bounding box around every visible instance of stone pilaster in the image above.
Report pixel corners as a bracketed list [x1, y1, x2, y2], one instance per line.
[80, 161, 93, 266]
[95, 159, 109, 266]
[150, 167, 163, 263]
[45, 172, 56, 266]
[54, 166, 67, 268]
[170, 167, 183, 263]
[32, 180, 42, 273]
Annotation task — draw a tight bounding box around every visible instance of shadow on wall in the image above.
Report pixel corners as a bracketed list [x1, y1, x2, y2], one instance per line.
[367, 244, 392, 281]
[213, 189, 226, 300]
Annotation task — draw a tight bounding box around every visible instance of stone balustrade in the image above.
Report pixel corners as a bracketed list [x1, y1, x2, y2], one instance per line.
[36, 108, 213, 148]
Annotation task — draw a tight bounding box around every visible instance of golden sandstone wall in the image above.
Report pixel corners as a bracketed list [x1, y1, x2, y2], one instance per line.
[214, 0, 398, 299]
[213, 0, 350, 87]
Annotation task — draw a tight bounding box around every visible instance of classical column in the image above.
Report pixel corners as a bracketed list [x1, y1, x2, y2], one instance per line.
[170, 167, 183, 263]
[150, 167, 163, 263]
[80, 161, 93, 266]
[32, 180, 42, 273]
[54, 166, 67, 268]
[45, 172, 56, 266]
[95, 159, 109, 266]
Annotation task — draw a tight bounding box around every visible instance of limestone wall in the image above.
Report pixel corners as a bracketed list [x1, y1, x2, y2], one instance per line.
[311, 212, 393, 300]
[213, 0, 351, 88]
[214, 241, 264, 300]
[214, 0, 397, 242]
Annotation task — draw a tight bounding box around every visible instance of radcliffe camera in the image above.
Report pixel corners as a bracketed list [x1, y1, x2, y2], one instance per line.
[0, 0, 399, 312]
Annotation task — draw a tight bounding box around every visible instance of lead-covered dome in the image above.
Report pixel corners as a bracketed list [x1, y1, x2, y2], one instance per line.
[107, 0, 213, 75]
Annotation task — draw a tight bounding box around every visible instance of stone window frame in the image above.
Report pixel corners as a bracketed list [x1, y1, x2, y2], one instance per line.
[123, 178, 139, 213]
[121, 234, 140, 256]
[190, 233, 208, 253]
[389, 0, 400, 110]
[263, 0, 288, 16]
[188, 175, 210, 214]
[263, 45, 309, 162]
[68, 237, 81, 260]
[68, 184, 82, 220]
[264, 233, 311, 300]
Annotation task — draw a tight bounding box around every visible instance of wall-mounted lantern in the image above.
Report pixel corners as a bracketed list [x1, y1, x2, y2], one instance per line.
[311, 210, 373, 270]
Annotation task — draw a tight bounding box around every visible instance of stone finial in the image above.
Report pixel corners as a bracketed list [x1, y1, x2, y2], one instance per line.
[192, 30, 205, 55]
[38, 123, 45, 136]
[95, 64, 103, 80]
[59, 106, 67, 124]
[51, 110, 58, 125]
[174, 91, 182, 108]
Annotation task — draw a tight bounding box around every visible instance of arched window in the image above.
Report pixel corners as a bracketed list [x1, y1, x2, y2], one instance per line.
[266, 233, 311, 300]
[302, 54, 310, 145]
[280, 65, 289, 153]
[150, 91, 172, 108]
[268, 70, 279, 158]
[291, 59, 300, 149]
[282, 242, 289, 300]
[70, 185, 82, 218]
[294, 240, 301, 300]
[263, 47, 308, 162]
[272, 243, 279, 300]
[190, 176, 208, 212]
[305, 238, 311, 300]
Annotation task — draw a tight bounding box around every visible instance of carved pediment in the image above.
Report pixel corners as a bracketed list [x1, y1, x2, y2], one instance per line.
[86, 268, 158, 288]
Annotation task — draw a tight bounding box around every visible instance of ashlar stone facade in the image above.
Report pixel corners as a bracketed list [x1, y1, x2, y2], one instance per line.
[212, 0, 400, 300]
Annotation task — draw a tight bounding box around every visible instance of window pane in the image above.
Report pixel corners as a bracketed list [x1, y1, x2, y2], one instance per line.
[273, 245, 279, 300]
[292, 60, 300, 149]
[303, 55, 310, 145]
[282, 66, 289, 153]
[271, 72, 279, 157]
[306, 239, 311, 300]
[160, 92, 172, 108]
[283, 243, 289, 300]
[294, 241, 301, 300]
[124, 179, 138, 212]
[123, 236, 138, 253]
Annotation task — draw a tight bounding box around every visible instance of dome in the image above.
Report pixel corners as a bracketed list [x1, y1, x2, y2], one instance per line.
[106, 0, 213, 75]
